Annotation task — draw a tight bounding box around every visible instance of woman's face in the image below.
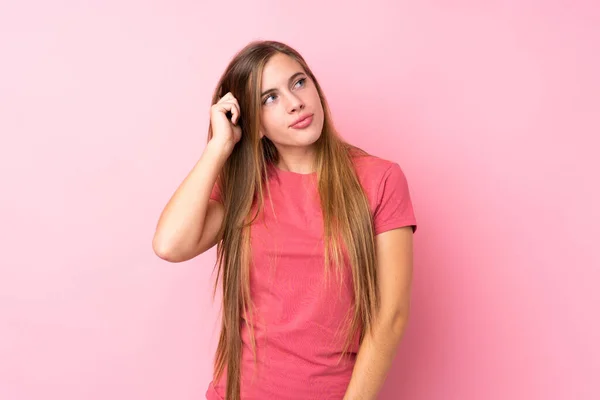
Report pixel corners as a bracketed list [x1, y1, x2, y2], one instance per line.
[259, 53, 324, 151]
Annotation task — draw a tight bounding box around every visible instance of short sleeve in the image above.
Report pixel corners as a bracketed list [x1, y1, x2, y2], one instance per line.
[373, 163, 417, 235]
[210, 180, 222, 203]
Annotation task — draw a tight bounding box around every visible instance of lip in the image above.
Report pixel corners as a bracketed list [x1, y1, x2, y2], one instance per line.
[289, 114, 314, 129]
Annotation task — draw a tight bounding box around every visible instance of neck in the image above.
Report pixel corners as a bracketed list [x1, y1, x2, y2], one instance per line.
[275, 146, 317, 174]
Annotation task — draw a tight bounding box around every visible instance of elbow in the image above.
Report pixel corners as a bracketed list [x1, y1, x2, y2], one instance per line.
[381, 308, 410, 337]
[152, 234, 183, 263]
[390, 315, 409, 337]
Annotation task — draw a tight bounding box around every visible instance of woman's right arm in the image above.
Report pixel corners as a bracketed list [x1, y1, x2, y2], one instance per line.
[152, 142, 228, 262]
[152, 92, 241, 263]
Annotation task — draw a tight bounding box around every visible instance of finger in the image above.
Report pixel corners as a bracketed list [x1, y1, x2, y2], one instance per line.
[214, 101, 240, 124]
[219, 99, 241, 124]
[228, 102, 241, 124]
[218, 91, 234, 103]
[212, 99, 234, 113]
[232, 123, 242, 138]
[229, 99, 241, 124]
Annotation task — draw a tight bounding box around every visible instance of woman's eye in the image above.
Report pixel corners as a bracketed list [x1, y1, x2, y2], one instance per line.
[263, 94, 277, 104]
[294, 78, 306, 88]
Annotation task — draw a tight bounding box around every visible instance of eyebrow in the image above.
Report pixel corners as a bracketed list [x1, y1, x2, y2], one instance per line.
[260, 72, 306, 97]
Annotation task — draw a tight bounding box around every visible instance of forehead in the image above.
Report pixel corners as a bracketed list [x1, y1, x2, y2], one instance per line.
[261, 53, 305, 87]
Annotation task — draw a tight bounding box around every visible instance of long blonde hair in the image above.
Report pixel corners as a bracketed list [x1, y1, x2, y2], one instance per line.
[207, 40, 379, 400]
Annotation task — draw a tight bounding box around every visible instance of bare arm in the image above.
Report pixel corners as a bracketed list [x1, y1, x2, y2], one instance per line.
[152, 141, 229, 262]
[343, 226, 414, 399]
[152, 92, 242, 262]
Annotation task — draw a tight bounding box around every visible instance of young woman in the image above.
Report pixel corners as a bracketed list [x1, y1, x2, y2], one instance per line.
[153, 40, 418, 400]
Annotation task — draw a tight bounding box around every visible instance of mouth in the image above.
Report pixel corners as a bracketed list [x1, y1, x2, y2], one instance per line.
[289, 114, 314, 129]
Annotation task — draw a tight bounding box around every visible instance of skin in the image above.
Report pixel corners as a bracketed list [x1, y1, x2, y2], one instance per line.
[258, 53, 325, 174]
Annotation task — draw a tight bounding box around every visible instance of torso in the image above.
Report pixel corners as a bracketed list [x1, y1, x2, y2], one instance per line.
[206, 153, 417, 399]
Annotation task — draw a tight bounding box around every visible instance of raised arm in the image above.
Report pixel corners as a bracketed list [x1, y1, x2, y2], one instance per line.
[152, 92, 242, 262]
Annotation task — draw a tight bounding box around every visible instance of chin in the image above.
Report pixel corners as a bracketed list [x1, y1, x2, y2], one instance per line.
[299, 126, 323, 146]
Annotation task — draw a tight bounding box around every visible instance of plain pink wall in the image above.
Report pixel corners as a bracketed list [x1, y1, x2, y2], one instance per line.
[1, 1, 598, 399]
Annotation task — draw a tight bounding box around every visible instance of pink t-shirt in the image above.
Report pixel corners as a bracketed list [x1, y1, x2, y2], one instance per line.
[206, 153, 417, 400]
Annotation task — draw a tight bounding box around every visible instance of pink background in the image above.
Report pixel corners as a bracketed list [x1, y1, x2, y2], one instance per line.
[1, 1, 598, 399]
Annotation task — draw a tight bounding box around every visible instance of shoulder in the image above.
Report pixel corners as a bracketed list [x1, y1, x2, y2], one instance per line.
[349, 148, 417, 234]
[350, 149, 407, 193]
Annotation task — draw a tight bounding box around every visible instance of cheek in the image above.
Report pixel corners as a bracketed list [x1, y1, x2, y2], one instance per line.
[274, 108, 287, 128]
[310, 91, 324, 113]
[260, 109, 283, 137]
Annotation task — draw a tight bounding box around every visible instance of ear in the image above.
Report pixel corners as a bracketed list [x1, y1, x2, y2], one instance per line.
[259, 129, 265, 139]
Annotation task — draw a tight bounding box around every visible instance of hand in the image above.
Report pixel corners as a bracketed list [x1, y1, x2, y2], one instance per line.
[209, 92, 242, 155]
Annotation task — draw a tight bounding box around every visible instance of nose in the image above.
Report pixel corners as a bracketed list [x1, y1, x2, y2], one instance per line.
[285, 92, 305, 114]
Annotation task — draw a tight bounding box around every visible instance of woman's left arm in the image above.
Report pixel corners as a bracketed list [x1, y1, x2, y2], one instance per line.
[343, 226, 414, 400]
